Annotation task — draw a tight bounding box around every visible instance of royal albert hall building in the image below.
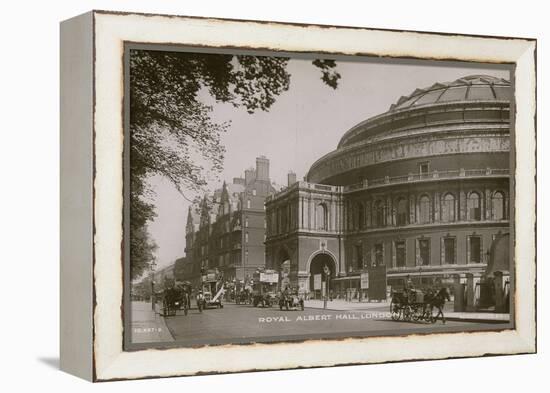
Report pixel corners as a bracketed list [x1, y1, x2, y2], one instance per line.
[265, 75, 511, 302]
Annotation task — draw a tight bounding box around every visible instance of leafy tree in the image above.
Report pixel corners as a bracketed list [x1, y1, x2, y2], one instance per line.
[130, 49, 340, 279]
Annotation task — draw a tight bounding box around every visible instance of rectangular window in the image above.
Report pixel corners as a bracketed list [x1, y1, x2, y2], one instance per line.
[419, 161, 430, 177]
[374, 243, 384, 266]
[395, 241, 406, 268]
[355, 244, 363, 269]
[470, 236, 481, 263]
[245, 232, 249, 243]
[419, 239, 430, 266]
[444, 238, 456, 264]
[245, 218, 249, 227]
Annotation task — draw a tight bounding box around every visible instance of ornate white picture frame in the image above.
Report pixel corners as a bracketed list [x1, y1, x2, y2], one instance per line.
[60, 10, 536, 381]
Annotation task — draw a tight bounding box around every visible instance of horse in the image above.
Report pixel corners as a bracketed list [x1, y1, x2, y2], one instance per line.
[425, 287, 451, 323]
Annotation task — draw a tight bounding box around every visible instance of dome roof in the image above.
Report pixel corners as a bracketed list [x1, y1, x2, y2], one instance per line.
[389, 74, 511, 111]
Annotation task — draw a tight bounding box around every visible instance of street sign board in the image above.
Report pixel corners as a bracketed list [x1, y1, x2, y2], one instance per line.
[367, 265, 387, 300]
[360, 272, 369, 289]
[314, 274, 322, 290]
[260, 271, 279, 283]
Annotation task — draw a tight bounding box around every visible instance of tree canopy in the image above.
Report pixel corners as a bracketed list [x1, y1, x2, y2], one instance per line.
[129, 49, 340, 280]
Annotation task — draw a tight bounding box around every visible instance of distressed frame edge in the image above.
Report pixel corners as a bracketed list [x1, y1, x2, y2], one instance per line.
[59, 11, 95, 381]
[90, 11, 537, 381]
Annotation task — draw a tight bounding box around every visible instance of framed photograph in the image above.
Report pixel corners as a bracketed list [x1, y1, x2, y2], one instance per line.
[60, 10, 536, 381]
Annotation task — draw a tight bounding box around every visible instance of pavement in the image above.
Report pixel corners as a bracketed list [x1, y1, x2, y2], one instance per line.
[304, 299, 389, 311]
[304, 299, 510, 323]
[130, 301, 175, 343]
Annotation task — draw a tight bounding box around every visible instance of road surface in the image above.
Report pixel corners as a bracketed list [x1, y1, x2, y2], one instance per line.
[159, 302, 499, 345]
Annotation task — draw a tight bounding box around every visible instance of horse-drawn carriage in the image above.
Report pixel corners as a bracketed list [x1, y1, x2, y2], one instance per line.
[390, 286, 450, 323]
[161, 281, 192, 317]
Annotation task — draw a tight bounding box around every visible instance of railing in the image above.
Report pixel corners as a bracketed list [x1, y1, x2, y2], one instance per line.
[266, 181, 342, 202]
[344, 168, 509, 193]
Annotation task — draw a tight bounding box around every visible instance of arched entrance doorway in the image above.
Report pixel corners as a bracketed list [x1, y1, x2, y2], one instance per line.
[309, 252, 336, 298]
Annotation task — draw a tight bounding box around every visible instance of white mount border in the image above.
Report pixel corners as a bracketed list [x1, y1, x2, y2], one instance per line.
[90, 11, 536, 381]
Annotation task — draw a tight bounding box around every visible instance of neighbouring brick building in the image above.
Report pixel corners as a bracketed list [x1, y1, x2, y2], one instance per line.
[184, 156, 279, 283]
[265, 75, 511, 305]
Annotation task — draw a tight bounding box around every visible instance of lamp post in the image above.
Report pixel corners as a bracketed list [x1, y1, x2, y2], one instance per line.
[323, 264, 331, 310]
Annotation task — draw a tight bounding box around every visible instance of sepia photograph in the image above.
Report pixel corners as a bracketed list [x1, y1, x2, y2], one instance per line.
[125, 46, 514, 348]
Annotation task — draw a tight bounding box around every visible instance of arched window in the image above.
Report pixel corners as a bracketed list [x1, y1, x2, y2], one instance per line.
[316, 203, 328, 231]
[441, 193, 455, 222]
[419, 195, 431, 224]
[396, 198, 408, 226]
[374, 200, 385, 227]
[492, 191, 505, 220]
[467, 192, 481, 221]
[358, 203, 365, 229]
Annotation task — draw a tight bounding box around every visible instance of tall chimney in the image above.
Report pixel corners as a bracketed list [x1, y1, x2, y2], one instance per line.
[287, 171, 297, 187]
[256, 156, 269, 182]
[244, 167, 255, 185]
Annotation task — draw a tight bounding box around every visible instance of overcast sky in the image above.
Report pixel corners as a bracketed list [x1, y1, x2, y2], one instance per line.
[146, 56, 510, 269]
